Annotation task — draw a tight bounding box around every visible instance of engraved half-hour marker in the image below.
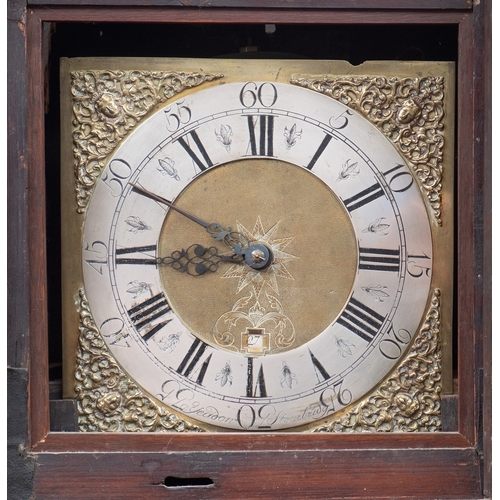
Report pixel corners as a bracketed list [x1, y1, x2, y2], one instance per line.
[280, 361, 298, 389]
[157, 331, 182, 354]
[214, 124, 233, 152]
[334, 336, 355, 358]
[283, 123, 302, 150]
[362, 217, 390, 235]
[361, 284, 390, 302]
[124, 215, 152, 233]
[157, 157, 180, 180]
[215, 361, 233, 387]
[336, 159, 360, 182]
[125, 280, 150, 298]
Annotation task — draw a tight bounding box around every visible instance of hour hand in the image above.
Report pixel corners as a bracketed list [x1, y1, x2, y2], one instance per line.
[157, 244, 243, 276]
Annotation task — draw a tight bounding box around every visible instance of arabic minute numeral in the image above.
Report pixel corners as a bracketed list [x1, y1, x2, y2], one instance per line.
[341, 164, 413, 211]
[236, 403, 279, 430]
[237, 405, 256, 430]
[319, 380, 352, 415]
[101, 159, 133, 198]
[407, 252, 431, 278]
[328, 109, 354, 130]
[239, 82, 278, 108]
[378, 323, 411, 360]
[83, 240, 108, 274]
[164, 100, 192, 132]
[383, 163, 414, 193]
[99, 317, 130, 347]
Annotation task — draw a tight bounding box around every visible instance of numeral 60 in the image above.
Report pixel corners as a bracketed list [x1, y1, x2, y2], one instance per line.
[239, 82, 278, 108]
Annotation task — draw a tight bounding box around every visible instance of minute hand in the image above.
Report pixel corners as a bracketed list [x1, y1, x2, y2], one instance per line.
[129, 183, 249, 251]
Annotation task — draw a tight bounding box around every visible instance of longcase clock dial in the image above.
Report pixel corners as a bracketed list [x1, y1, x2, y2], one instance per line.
[62, 58, 453, 432]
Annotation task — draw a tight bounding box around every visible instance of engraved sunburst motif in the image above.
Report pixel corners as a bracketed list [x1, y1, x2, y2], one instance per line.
[221, 216, 298, 298]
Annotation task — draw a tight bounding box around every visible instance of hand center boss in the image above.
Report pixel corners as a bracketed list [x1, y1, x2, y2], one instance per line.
[129, 184, 272, 275]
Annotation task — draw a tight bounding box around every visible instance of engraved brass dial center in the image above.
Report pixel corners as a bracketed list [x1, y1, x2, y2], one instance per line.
[158, 158, 357, 355]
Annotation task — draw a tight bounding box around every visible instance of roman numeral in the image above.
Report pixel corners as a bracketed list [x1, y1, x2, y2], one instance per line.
[309, 349, 331, 383]
[246, 115, 275, 156]
[127, 292, 172, 341]
[246, 358, 268, 397]
[343, 181, 385, 212]
[359, 247, 400, 272]
[306, 133, 333, 170]
[115, 244, 157, 265]
[177, 130, 213, 171]
[337, 297, 386, 342]
[176, 338, 212, 385]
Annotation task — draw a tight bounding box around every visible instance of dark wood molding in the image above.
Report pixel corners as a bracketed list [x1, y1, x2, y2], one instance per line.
[30, 5, 468, 24]
[7, 0, 29, 370]
[7, 2, 490, 498]
[27, 0, 473, 9]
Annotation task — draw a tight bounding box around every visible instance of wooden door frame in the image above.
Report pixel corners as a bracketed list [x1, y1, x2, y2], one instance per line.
[8, 1, 491, 498]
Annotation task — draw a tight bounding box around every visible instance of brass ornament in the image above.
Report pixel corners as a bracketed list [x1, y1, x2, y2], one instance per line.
[75, 288, 204, 433]
[313, 288, 442, 433]
[75, 285, 442, 433]
[70, 70, 223, 213]
[291, 75, 446, 224]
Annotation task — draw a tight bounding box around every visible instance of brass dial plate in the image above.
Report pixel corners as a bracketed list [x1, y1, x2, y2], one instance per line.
[60, 58, 455, 432]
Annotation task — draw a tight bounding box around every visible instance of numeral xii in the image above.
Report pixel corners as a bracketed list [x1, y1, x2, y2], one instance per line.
[246, 115, 275, 156]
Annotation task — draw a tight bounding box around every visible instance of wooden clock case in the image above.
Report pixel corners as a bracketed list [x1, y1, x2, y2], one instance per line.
[7, 1, 491, 498]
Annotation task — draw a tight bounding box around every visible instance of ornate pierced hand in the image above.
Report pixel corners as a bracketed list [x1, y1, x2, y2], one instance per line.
[130, 183, 249, 252]
[157, 244, 244, 276]
[130, 183, 273, 271]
